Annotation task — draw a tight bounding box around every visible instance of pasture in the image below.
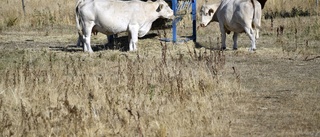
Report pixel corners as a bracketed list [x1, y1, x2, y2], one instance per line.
[0, 0, 320, 136]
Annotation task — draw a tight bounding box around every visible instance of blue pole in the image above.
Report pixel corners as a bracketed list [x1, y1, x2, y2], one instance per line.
[192, 0, 196, 42]
[172, 0, 177, 42]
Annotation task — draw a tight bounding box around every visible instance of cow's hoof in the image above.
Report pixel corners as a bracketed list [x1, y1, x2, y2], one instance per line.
[129, 49, 138, 52]
[233, 48, 238, 50]
[248, 48, 256, 52]
[221, 47, 227, 51]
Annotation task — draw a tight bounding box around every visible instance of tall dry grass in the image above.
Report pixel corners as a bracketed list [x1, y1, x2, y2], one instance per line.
[1, 0, 319, 31]
[264, 0, 319, 12]
[0, 43, 246, 136]
[0, 0, 75, 31]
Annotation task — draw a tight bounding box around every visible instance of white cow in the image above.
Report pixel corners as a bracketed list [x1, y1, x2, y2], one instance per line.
[76, 0, 174, 52]
[199, 3, 220, 27]
[200, 0, 262, 51]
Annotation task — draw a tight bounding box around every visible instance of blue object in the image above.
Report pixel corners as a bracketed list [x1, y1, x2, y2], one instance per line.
[168, 0, 196, 43]
[172, 0, 177, 42]
[192, 0, 196, 42]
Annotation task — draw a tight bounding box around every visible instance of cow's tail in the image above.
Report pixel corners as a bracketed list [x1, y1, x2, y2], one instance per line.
[75, 0, 83, 36]
[250, 0, 262, 30]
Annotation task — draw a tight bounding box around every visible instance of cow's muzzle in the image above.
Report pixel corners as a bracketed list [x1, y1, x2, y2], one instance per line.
[168, 15, 175, 20]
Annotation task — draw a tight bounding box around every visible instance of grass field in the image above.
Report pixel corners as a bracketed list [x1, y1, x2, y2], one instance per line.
[0, 0, 320, 136]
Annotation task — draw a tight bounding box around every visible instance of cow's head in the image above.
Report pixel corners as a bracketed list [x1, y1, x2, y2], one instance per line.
[156, 0, 174, 19]
[200, 4, 219, 27]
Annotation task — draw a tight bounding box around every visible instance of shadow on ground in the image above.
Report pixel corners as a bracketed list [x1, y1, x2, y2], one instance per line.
[49, 33, 159, 52]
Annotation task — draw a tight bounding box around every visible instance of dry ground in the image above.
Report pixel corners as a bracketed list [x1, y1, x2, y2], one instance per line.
[0, 4, 320, 137]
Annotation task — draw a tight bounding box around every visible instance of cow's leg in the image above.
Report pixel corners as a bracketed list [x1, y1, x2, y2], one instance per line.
[252, 19, 261, 40]
[82, 23, 95, 52]
[255, 29, 260, 39]
[221, 32, 227, 50]
[232, 32, 239, 50]
[127, 32, 132, 51]
[219, 23, 227, 50]
[218, 23, 228, 50]
[107, 34, 118, 46]
[255, 10, 262, 40]
[76, 33, 83, 47]
[128, 24, 139, 51]
[106, 35, 112, 49]
[244, 27, 256, 51]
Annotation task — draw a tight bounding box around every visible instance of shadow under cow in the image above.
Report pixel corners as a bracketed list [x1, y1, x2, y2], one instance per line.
[50, 33, 159, 52]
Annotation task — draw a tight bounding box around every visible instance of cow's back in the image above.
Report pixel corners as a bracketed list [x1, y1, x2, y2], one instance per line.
[217, 0, 259, 33]
[90, 0, 160, 34]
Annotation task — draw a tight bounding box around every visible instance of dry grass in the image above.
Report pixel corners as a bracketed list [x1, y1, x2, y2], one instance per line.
[264, 0, 320, 12]
[0, 0, 75, 31]
[0, 44, 242, 136]
[0, 0, 320, 136]
[1, 0, 319, 30]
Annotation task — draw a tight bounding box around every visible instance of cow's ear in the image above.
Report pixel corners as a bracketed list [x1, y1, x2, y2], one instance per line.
[209, 9, 214, 16]
[157, 4, 164, 12]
